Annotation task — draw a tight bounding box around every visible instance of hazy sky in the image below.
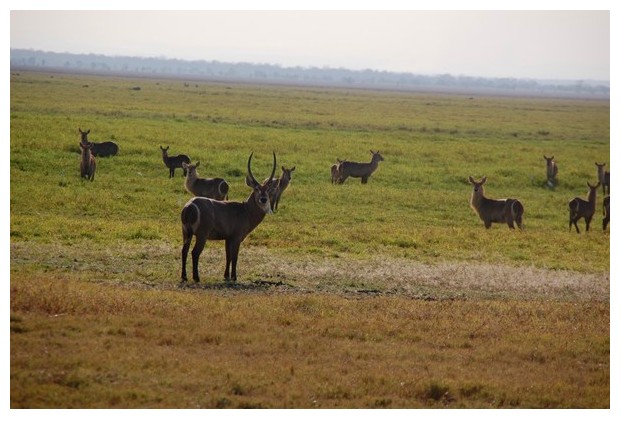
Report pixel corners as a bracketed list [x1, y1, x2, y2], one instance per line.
[9, 9, 611, 81]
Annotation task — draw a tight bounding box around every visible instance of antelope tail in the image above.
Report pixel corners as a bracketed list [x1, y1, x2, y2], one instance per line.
[510, 199, 524, 227]
[219, 181, 229, 200]
[181, 200, 201, 235]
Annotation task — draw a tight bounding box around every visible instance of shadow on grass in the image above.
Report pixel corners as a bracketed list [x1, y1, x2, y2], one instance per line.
[178, 278, 294, 292]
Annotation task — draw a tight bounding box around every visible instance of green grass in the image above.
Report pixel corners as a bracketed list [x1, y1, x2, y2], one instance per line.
[10, 72, 610, 274]
[9, 71, 609, 408]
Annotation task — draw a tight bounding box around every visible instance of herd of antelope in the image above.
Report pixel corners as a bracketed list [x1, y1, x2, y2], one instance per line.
[78, 128, 609, 283]
[466, 155, 609, 233]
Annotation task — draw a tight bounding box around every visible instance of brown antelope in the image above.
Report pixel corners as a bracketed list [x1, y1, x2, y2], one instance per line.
[79, 128, 119, 157]
[543, 155, 558, 186]
[602, 195, 610, 231]
[182, 161, 229, 201]
[468, 176, 524, 229]
[79, 141, 96, 181]
[568, 181, 600, 233]
[338, 151, 384, 184]
[181, 152, 277, 283]
[160, 145, 191, 178]
[263, 165, 295, 211]
[595, 162, 610, 195]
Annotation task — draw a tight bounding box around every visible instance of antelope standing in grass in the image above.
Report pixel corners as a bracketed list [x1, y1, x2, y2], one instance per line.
[181, 152, 277, 283]
[468, 176, 524, 229]
[602, 195, 610, 231]
[79, 128, 119, 157]
[568, 181, 600, 233]
[263, 165, 295, 211]
[160, 146, 191, 178]
[595, 162, 610, 195]
[182, 161, 229, 201]
[544, 155, 558, 186]
[338, 151, 384, 184]
[79, 141, 96, 181]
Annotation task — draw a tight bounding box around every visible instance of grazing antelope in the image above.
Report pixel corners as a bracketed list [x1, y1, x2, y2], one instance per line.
[602, 195, 610, 231]
[468, 176, 524, 229]
[543, 155, 558, 186]
[181, 152, 277, 283]
[338, 151, 384, 184]
[79, 128, 119, 157]
[160, 145, 191, 178]
[568, 181, 599, 233]
[182, 161, 229, 201]
[79, 141, 96, 181]
[595, 162, 610, 195]
[263, 165, 295, 211]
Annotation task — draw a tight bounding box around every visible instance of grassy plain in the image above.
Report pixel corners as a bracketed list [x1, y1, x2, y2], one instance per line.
[9, 71, 610, 408]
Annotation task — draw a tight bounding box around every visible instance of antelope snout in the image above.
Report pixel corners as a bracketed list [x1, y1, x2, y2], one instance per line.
[258, 196, 273, 214]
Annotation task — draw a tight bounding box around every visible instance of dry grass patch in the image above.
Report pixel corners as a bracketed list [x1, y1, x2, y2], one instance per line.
[11, 272, 609, 408]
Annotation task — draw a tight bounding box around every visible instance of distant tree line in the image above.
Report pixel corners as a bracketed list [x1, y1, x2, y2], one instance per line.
[10, 49, 610, 98]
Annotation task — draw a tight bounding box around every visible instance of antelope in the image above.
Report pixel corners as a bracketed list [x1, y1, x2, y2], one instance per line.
[330, 158, 345, 184]
[182, 161, 229, 201]
[79, 141, 96, 181]
[568, 181, 600, 233]
[339, 151, 384, 184]
[543, 155, 558, 186]
[263, 165, 295, 211]
[602, 195, 610, 231]
[181, 152, 277, 283]
[468, 176, 524, 229]
[79, 128, 119, 157]
[160, 145, 191, 178]
[595, 162, 610, 195]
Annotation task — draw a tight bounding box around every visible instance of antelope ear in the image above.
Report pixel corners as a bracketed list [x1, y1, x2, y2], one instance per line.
[290, 166, 296, 172]
[468, 176, 475, 184]
[195, 161, 200, 168]
[480, 176, 487, 184]
[182, 162, 188, 169]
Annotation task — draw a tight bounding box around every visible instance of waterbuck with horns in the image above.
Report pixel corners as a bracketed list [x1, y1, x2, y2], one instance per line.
[79, 140, 96, 181]
[543, 155, 558, 186]
[181, 152, 277, 283]
[468, 176, 524, 229]
[595, 162, 610, 195]
[338, 150, 384, 184]
[160, 145, 191, 178]
[568, 181, 599, 233]
[79, 128, 119, 157]
[263, 165, 295, 212]
[183, 161, 229, 201]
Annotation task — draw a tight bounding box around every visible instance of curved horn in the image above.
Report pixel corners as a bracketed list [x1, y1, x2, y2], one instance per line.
[247, 152, 277, 187]
[268, 151, 277, 184]
[247, 152, 259, 187]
